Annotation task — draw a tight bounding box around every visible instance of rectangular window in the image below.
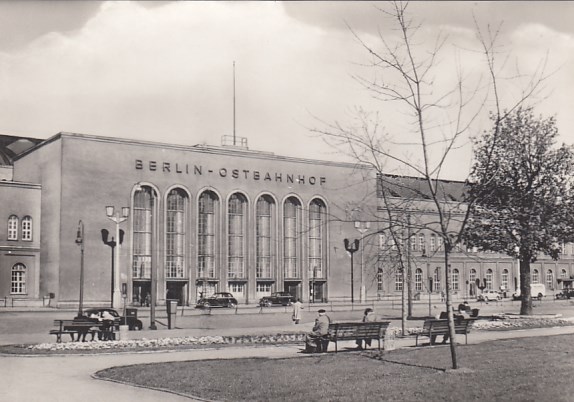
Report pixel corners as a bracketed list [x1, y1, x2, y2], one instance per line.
[430, 235, 436, 252]
[395, 272, 403, 291]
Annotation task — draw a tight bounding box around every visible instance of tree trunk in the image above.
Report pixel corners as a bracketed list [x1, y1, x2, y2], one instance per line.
[444, 248, 458, 369]
[519, 259, 533, 315]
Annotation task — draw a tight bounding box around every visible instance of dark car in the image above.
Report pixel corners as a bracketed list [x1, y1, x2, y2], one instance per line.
[556, 289, 574, 300]
[84, 307, 143, 331]
[259, 292, 295, 307]
[196, 292, 238, 308]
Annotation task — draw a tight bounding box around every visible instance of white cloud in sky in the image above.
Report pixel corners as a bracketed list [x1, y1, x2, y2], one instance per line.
[0, 1, 572, 180]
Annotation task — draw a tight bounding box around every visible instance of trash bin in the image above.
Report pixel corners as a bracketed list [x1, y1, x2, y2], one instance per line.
[166, 299, 178, 329]
[124, 308, 139, 330]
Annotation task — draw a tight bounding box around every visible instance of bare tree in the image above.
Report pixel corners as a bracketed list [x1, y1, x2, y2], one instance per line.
[311, 1, 549, 369]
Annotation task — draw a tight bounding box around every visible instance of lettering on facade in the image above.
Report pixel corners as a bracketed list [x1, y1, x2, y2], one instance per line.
[135, 159, 327, 186]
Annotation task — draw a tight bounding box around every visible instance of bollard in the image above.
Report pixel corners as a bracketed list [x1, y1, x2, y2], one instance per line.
[118, 325, 129, 341]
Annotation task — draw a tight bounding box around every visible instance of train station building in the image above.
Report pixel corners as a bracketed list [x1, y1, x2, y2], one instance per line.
[1, 132, 573, 308]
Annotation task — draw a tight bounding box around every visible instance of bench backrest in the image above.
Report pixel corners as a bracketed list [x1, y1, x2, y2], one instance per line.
[423, 318, 474, 334]
[329, 321, 390, 339]
[54, 319, 103, 329]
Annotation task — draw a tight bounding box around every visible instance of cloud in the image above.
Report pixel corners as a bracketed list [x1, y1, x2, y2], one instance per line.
[0, 1, 572, 181]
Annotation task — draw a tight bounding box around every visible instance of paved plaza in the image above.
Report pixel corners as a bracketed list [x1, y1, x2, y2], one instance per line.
[2, 299, 574, 401]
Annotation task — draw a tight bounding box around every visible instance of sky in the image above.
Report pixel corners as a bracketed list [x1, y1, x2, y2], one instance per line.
[0, 1, 573, 180]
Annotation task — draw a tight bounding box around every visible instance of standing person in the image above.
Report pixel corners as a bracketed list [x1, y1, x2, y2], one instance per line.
[101, 310, 115, 341]
[356, 308, 376, 350]
[304, 309, 331, 353]
[292, 298, 303, 324]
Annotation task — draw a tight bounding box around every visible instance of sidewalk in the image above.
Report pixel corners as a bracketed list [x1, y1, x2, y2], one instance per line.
[3, 325, 574, 402]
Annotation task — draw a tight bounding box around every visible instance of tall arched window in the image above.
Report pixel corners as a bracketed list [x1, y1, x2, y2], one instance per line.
[546, 269, 554, 289]
[452, 269, 459, 291]
[166, 189, 186, 279]
[198, 191, 219, 279]
[8, 215, 18, 240]
[434, 267, 441, 292]
[486, 269, 493, 290]
[561, 269, 568, 279]
[132, 187, 154, 279]
[502, 269, 509, 290]
[415, 268, 423, 291]
[256, 196, 274, 279]
[308, 199, 326, 278]
[469, 268, 477, 284]
[11, 263, 26, 294]
[21, 216, 32, 241]
[532, 269, 539, 284]
[284, 197, 301, 278]
[228, 193, 247, 279]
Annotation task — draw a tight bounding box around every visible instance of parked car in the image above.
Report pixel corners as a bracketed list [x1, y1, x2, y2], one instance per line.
[477, 290, 501, 302]
[259, 292, 295, 307]
[83, 307, 143, 331]
[512, 283, 546, 301]
[196, 292, 238, 308]
[555, 289, 574, 300]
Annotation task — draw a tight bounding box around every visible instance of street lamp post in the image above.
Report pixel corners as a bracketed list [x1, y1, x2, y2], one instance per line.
[354, 221, 370, 303]
[75, 220, 85, 319]
[105, 206, 130, 309]
[344, 238, 360, 304]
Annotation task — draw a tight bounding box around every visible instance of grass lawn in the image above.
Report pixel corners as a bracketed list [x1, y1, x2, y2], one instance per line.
[97, 334, 574, 401]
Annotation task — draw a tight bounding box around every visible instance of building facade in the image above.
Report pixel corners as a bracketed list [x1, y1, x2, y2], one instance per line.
[1, 132, 573, 308]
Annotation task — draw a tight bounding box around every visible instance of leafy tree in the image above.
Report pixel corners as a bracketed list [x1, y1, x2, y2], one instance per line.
[464, 107, 574, 315]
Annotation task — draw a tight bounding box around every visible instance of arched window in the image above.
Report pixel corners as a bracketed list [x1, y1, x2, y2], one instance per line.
[501, 269, 509, 290]
[434, 267, 441, 292]
[228, 193, 247, 279]
[561, 269, 568, 279]
[21, 216, 32, 241]
[132, 187, 155, 279]
[415, 268, 423, 291]
[532, 269, 539, 284]
[546, 269, 554, 289]
[256, 195, 274, 279]
[166, 189, 186, 279]
[377, 268, 384, 292]
[452, 269, 460, 291]
[198, 191, 219, 279]
[309, 199, 326, 279]
[8, 215, 18, 240]
[469, 268, 477, 284]
[395, 271, 403, 291]
[418, 234, 425, 253]
[284, 197, 301, 278]
[430, 235, 436, 252]
[486, 269, 493, 290]
[11, 263, 26, 294]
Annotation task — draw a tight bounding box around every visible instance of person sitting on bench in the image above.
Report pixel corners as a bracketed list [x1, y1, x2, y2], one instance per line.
[305, 309, 331, 353]
[356, 308, 376, 350]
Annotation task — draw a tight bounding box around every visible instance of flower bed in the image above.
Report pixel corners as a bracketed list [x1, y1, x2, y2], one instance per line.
[3, 316, 572, 354]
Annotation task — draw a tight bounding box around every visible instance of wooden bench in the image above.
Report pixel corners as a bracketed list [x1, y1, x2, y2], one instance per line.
[49, 319, 114, 343]
[327, 321, 391, 352]
[415, 318, 475, 346]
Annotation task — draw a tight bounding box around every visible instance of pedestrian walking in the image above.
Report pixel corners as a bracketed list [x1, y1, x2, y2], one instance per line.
[292, 298, 303, 324]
